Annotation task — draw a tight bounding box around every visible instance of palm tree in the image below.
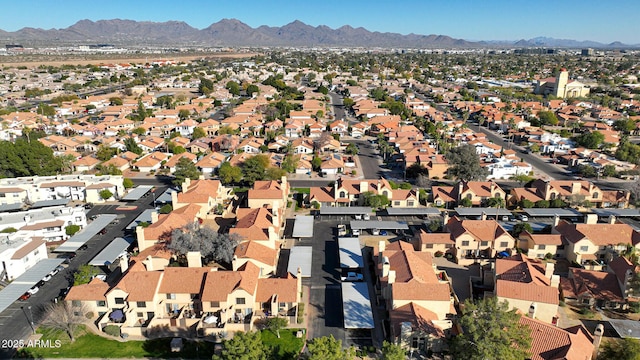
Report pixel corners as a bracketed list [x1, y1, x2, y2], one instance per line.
[619, 243, 639, 265]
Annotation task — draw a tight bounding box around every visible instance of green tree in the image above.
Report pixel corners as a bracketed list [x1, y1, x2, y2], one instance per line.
[0, 139, 64, 178]
[362, 191, 390, 209]
[198, 77, 214, 95]
[178, 109, 191, 120]
[281, 154, 299, 173]
[614, 118, 637, 133]
[213, 331, 267, 360]
[460, 197, 473, 207]
[265, 316, 288, 338]
[159, 204, 173, 214]
[132, 127, 146, 136]
[122, 178, 134, 189]
[218, 162, 243, 184]
[242, 154, 270, 184]
[173, 157, 200, 187]
[307, 335, 355, 360]
[246, 84, 259, 97]
[265, 167, 286, 180]
[511, 222, 533, 237]
[520, 199, 534, 208]
[73, 264, 99, 285]
[599, 338, 640, 360]
[602, 164, 617, 177]
[550, 198, 567, 208]
[537, 110, 559, 126]
[578, 164, 597, 177]
[191, 127, 206, 140]
[427, 219, 443, 232]
[446, 144, 489, 181]
[535, 200, 550, 208]
[486, 197, 505, 208]
[226, 81, 240, 96]
[99, 189, 113, 200]
[65, 225, 81, 236]
[381, 340, 405, 360]
[96, 145, 117, 161]
[124, 137, 143, 155]
[449, 297, 531, 360]
[575, 131, 605, 149]
[311, 155, 323, 171]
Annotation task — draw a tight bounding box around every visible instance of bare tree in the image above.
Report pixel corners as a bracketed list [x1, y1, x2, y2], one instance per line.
[169, 222, 240, 265]
[44, 302, 89, 342]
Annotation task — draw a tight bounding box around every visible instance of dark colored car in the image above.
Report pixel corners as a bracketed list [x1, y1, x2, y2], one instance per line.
[19, 293, 31, 301]
[78, 244, 88, 251]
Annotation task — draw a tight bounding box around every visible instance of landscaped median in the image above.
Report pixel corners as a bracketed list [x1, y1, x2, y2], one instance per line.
[17, 325, 305, 359]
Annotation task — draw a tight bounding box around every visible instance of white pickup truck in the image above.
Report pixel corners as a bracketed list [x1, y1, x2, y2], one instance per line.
[341, 272, 364, 282]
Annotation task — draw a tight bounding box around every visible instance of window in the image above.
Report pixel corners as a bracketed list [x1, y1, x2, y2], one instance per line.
[494, 193, 501, 198]
[72, 300, 81, 307]
[593, 192, 599, 199]
[340, 191, 346, 198]
[426, 244, 434, 249]
[34, 249, 39, 256]
[394, 201, 401, 206]
[461, 241, 470, 247]
[557, 245, 565, 250]
[166, 293, 176, 300]
[136, 301, 146, 308]
[115, 297, 125, 305]
[383, 191, 389, 197]
[538, 244, 546, 250]
[550, 193, 556, 200]
[190, 293, 199, 300]
[500, 241, 509, 248]
[579, 246, 589, 252]
[210, 301, 220, 308]
[75, 216, 82, 222]
[480, 241, 489, 247]
[97, 300, 106, 307]
[279, 302, 286, 309]
[445, 244, 453, 249]
[466, 194, 472, 200]
[407, 201, 414, 206]
[236, 298, 246, 305]
[137, 312, 144, 318]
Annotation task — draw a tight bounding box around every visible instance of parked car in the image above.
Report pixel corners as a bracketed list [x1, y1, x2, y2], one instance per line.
[354, 214, 362, 220]
[501, 215, 510, 221]
[372, 228, 380, 235]
[27, 286, 39, 295]
[99, 228, 107, 235]
[84, 203, 94, 209]
[42, 274, 52, 282]
[337, 224, 347, 237]
[517, 214, 529, 222]
[352, 229, 361, 236]
[379, 230, 388, 236]
[78, 244, 88, 251]
[341, 272, 364, 282]
[363, 214, 370, 220]
[19, 292, 31, 301]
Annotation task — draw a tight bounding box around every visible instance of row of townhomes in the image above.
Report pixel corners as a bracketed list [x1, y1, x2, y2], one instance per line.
[66, 176, 300, 338]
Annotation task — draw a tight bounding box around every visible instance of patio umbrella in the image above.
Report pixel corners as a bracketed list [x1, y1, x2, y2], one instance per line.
[203, 315, 218, 324]
[109, 309, 124, 321]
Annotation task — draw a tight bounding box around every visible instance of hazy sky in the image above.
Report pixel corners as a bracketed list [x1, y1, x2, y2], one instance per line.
[2, 0, 638, 44]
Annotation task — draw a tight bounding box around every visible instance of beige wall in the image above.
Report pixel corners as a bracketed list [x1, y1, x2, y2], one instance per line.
[498, 296, 558, 324]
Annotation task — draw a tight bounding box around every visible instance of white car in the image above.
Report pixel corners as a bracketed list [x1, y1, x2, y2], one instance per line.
[372, 228, 380, 235]
[42, 274, 52, 282]
[354, 214, 362, 220]
[337, 224, 347, 237]
[27, 286, 39, 295]
[352, 229, 360, 236]
[363, 214, 370, 220]
[341, 272, 364, 282]
[517, 214, 529, 222]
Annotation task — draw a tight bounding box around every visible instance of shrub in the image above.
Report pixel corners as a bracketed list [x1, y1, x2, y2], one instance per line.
[159, 204, 172, 214]
[65, 224, 81, 236]
[297, 303, 305, 324]
[351, 170, 356, 175]
[545, 252, 553, 260]
[104, 325, 120, 337]
[629, 301, 640, 313]
[85, 312, 94, 319]
[434, 251, 444, 257]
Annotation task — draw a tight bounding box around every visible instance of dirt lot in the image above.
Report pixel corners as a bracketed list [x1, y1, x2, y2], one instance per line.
[0, 52, 257, 67]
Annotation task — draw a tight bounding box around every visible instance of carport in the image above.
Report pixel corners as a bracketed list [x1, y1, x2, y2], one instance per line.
[126, 209, 155, 231]
[385, 207, 441, 216]
[0, 258, 64, 313]
[121, 185, 154, 201]
[608, 319, 640, 339]
[30, 199, 70, 209]
[342, 282, 374, 329]
[292, 215, 314, 238]
[287, 246, 312, 277]
[338, 237, 364, 269]
[89, 237, 134, 266]
[523, 208, 582, 218]
[54, 214, 117, 252]
[591, 209, 640, 217]
[454, 207, 512, 218]
[319, 206, 371, 219]
[349, 221, 409, 230]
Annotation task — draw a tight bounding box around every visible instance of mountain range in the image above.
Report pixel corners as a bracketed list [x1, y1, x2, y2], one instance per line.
[0, 19, 635, 49]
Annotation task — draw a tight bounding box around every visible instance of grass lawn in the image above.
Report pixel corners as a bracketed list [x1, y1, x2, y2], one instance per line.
[292, 187, 310, 194]
[261, 328, 305, 360]
[18, 326, 216, 359]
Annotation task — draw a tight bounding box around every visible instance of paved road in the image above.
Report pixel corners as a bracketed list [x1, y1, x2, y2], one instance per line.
[305, 220, 346, 343]
[0, 188, 158, 358]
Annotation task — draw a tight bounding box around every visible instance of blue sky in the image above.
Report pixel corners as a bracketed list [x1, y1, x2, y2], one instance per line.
[2, 0, 638, 44]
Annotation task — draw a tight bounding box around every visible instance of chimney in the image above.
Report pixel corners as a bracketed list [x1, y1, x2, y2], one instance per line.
[119, 253, 129, 273]
[382, 256, 390, 277]
[585, 213, 598, 224]
[528, 302, 537, 318]
[442, 211, 450, 231]
[608, 215, 617, 224]
[360, 181, 369, 194]
[151, 211, 159, 224]
[544, 181, 551, 197]
[571, 181, 581, 195]
[545, 262, 554, 280]
[136, 226, 148, 252]
[481, 211, 487, 221]
[457, 181, 464, 201]
[379, 240, 386, 255]
[186, 251, 202, 268]
[171, 190, 178, 208]
[550, 274, 560, 289]
[388, 270, 396, 284]
[182, 177, 191, 192]
[144, 255, 153, 271]
[592, 323, 605, 360]
[553, 214, 560, 228]
[296, 267, 302, 302]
